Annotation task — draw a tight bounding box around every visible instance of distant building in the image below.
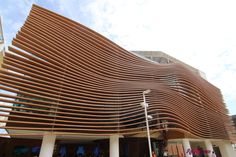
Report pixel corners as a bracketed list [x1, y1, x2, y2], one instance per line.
[0, 16, 4, 67]
[132, 51, 207, 79]
[0, 16, 6, 129]
[232, 115, 236, 126]
[231, 115, 236, 150]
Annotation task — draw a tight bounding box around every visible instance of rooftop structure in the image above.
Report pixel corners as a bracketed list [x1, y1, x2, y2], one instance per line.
[133, 51, 207, 79]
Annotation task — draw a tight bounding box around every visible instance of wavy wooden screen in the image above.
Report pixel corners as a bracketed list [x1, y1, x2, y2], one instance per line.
[0, 5, 234, 140]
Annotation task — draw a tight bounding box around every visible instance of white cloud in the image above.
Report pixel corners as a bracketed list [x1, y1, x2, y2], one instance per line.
[54, 0, 94, 26]
[81, 0, 236, 114]
[1, 0, 35, 46]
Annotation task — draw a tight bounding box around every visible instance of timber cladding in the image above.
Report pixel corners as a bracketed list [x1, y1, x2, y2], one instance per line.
[0, 5, 234, 140]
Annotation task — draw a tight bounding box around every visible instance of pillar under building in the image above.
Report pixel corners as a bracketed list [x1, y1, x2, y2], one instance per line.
[204, 140, 214, 156]
[183, 139, 193, 157]
[39, 132, 56, 157]
[110, 135, 119, 157]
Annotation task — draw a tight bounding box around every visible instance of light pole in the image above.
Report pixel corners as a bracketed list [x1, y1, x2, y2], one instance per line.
[141, 89, 152, 157]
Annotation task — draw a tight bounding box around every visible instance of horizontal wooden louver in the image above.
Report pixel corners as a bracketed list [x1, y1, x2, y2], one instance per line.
[0, 5, 234, 141]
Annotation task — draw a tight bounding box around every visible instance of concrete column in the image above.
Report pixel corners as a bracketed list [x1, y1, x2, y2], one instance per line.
[183, 139, 193, 157]
[110, 135, 119, 157]
[217, 141, 236, 157]
[39, 132, 56, 157]
[204, 140, 214, 156]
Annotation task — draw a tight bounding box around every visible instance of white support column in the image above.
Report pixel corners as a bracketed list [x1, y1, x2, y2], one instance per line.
[217, 141, 236, 157]
[183, 139, 193, 157]
[204, 140, 214, 156]
[110, 135, 119, 157]
[39, 132, 56, 157]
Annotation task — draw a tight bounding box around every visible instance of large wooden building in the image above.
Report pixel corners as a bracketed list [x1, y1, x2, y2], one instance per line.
[0, 5, 235, 157]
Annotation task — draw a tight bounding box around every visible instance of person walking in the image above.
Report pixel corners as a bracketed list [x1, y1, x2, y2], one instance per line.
[152, 151, 157, 157]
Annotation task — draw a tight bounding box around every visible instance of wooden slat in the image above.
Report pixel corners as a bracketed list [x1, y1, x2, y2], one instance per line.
[0, 4, 234, 140]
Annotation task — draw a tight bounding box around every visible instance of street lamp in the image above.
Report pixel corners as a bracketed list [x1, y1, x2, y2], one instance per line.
[140, 89, 152, 157]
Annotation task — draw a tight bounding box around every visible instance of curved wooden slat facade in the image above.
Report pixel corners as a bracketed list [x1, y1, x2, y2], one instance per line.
[0, 5, 234, 140]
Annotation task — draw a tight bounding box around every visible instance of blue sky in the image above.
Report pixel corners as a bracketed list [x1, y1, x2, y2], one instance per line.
[0, 0, 236, 115]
